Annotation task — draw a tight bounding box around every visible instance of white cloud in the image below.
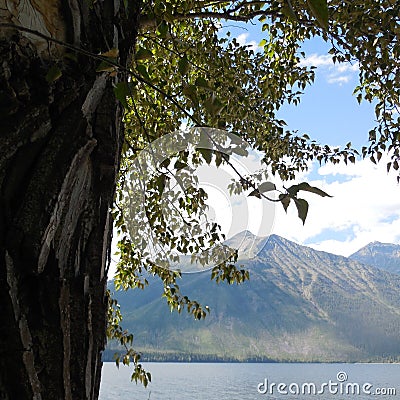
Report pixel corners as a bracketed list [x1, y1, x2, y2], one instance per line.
[300, 53, 359, 86]
[236, 33, 260, 53]
[327, 75, 351, 84]
[271, 155, 400, 256]
[299, 54, 332, 68]
[337, 63, 359, 73]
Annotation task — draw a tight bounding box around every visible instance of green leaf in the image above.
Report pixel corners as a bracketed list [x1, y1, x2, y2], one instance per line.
[306, 0, 329, 29]
[286, 184, 300, 197]
[178, 56, 190, 76]
[296, 182, 332, 197]
[156, 21, 168, 38]
[249, 182, 276, 198]
[136, 64, 150, 81]
[45, 64, 62, 83]
[174, 160, 187, 170]
[63, 52, 78, 63]
[156, 175, 166, 193]
[160, 159, 170, 169]
[287, 182, 332, 197]
[248, 189, 261, 198]
[258, 182, 276, 193]
[215, 151, 223, 167]
[198, 148, 213, 164]
[295, 198, 309, 225]
[135, 47, 153, 61]
[100, 48, 119, 58]
[195, 76, 210, 89]
[182, 84, 198, 105]
[279, 194, 291, 212]
[96, 60, 116, 72]
[114, 82, 130, 109]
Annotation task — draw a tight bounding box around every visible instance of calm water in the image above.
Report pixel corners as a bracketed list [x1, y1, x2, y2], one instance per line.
[99, 363, 400, 400]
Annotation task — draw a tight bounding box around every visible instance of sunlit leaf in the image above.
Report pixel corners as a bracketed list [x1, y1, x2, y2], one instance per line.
[100, 48, 119, 58]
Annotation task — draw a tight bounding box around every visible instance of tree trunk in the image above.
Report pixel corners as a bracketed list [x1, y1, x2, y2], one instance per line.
[0, 1, 140, 398]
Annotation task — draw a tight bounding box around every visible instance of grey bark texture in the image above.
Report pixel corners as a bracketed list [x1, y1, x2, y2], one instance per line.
[0, 1, 140, 398]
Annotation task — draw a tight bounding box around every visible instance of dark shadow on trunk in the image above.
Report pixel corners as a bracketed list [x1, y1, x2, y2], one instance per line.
[0, 1, 140, 398]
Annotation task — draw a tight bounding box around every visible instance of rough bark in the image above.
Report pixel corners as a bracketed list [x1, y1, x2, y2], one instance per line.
[0, 1, 140, 398]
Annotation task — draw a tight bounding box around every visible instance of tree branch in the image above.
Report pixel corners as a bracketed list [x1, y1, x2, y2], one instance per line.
[139, 3, 279, 31]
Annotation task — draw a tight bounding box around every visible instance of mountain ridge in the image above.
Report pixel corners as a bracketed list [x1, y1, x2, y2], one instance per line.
[107, 232, 400, 362]
[350, 240, 400, 274]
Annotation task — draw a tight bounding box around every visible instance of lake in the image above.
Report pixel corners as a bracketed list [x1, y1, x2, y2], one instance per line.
[99, 362, 400, 399]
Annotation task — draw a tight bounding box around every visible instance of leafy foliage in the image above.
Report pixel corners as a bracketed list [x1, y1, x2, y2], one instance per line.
[102, 0, 400, 384]
[326, 0, 399, 177]
[106, 292, 151, 386]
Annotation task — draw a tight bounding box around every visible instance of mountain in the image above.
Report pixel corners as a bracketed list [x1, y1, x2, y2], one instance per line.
[224, 229, 268, 259]
[350, 241, 400, 274]
[107, 233, 400, 362]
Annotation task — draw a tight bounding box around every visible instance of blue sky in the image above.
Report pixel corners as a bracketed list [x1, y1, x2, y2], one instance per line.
[215, 23, 400, 257]
[279, 38, 375, 150]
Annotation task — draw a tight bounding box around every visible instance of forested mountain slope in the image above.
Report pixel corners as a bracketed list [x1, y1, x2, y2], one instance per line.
[107, 233, 400, 362]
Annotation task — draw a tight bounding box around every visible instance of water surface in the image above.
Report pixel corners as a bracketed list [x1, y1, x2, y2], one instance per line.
[100, 362, 400, 400]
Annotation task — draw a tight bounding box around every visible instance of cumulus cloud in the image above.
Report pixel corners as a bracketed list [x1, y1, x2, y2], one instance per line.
[299, 54, 332, 67]
[191, 151, 400, 259]
[236, 33, 260, 52]
[327, 75, 351, 84]
[271, 155, 400, 256]
[300, 53, 359, 86]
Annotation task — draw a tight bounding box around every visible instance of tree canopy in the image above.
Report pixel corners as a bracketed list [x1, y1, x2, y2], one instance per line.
[101, 0, 399, 386]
